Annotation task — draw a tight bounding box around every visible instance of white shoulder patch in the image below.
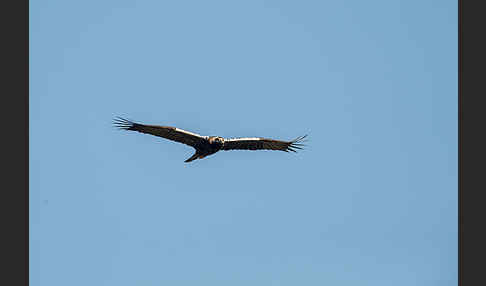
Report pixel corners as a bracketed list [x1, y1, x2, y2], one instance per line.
[175, 128, 204, 138]
[225, 137, 261, 142]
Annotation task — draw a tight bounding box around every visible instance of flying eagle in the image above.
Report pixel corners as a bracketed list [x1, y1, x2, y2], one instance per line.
[113, 117, 307, 163]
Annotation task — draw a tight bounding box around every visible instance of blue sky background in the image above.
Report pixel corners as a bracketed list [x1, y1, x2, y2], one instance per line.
[30, 0, 457, 285]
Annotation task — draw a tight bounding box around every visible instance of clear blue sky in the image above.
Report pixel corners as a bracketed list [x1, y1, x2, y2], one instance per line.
[30, 0, 457, 285]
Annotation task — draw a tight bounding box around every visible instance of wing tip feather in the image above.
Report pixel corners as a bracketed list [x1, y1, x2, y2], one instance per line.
[113, 116, 136, 130]
[287, 134, 308, 152]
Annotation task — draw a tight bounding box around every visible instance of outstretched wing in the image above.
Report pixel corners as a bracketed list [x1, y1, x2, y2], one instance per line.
[113, 117, 206, 148]
[222, 135, 307, 152]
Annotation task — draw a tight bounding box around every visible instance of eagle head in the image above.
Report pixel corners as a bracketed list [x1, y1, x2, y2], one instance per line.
[208, 136, 225, 146]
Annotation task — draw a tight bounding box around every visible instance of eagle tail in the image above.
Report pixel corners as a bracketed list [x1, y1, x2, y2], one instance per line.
[184, 151, 200, 163]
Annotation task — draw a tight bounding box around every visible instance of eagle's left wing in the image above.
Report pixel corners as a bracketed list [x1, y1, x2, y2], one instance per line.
[222, 135, 306, 153]
[113, 117, 207, 148]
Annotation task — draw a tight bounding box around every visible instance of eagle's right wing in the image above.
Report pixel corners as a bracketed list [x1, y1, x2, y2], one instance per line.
[113, 117, 207, 148]
[222, 135, 307, 152]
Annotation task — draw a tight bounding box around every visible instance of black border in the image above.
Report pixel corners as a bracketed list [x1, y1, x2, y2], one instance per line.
[459, 0, 486, 285]
[3, 0, 28, 285]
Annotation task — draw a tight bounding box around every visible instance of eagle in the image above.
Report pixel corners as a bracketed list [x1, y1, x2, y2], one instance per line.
[113, 117, 307, 163]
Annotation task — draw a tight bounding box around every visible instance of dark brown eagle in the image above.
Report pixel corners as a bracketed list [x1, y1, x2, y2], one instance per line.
[114, 117, 307, 163]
